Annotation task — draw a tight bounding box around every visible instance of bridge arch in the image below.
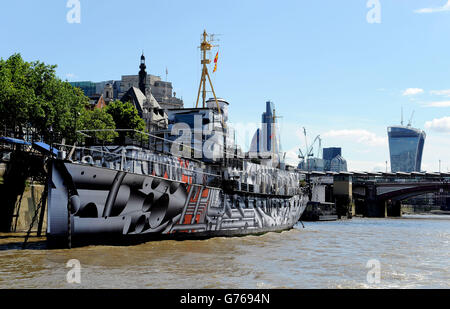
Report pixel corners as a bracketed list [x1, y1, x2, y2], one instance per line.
[378, 183, 450, 201]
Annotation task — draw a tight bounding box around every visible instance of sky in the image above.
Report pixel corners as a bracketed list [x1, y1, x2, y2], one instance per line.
[1, 0, 450, 172]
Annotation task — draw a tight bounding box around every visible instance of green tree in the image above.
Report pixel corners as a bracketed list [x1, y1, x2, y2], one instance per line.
[105, 100, 147, 140]
[78, 108, 117, 142]
[0, 54, 36, 134]
[0, 53, 89, 143]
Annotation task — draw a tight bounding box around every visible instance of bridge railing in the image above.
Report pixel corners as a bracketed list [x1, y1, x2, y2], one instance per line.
[352, 175, 450, 184]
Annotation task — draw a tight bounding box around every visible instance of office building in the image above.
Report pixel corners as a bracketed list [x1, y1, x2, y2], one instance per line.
[388, 125, 426, 172]
[70, 53, 183, 110]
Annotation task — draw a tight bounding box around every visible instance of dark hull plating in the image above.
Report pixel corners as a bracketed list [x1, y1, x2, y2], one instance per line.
[47, 161, 307, 247]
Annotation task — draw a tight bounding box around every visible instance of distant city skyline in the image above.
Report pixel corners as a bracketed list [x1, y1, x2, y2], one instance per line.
[1, 0, 450, 172]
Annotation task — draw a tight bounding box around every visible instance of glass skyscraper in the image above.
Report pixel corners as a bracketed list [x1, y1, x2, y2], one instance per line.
[388, 126, 426, 172]
[261, 101, 275, 153]
[250, 101, 277, 155]
[321, 147, 347, 172]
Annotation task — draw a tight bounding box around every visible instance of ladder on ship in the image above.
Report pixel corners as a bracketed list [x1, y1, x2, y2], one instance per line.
[21, 183, 48, 249]
[11, 191, 24, 232]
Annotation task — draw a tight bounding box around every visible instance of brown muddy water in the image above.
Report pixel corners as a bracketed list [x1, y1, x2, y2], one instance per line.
[0, 216, 449, 289]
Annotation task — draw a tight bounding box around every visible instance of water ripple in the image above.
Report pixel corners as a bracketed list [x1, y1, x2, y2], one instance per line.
[0, 216, 449, 288]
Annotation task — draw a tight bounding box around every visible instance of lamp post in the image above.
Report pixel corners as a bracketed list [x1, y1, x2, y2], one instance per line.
[49, 125, 53, 156]
[74, 111, 80, 144]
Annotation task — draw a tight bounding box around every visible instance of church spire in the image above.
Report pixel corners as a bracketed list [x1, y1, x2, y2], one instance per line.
[139, 52, 147, 95]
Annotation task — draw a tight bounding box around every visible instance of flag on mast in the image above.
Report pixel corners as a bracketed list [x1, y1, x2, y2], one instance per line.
[213, 52, 219, 73]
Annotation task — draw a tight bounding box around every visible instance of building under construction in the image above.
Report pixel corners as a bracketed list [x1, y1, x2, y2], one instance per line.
[297, 130, 347, 172]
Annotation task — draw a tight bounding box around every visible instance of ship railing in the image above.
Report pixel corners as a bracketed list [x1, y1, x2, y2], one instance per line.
[70, 130, 306, 195]
[77, 128, 284, 164]
[53, 142, 221, 187]
[76, 129, 242, 161]
[52, 143, 305, 196]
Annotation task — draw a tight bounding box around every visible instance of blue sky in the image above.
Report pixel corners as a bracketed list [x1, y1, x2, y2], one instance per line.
[1, 0, 450, 171]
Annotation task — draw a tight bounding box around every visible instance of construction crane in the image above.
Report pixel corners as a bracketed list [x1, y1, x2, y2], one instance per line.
[316, 136, 322, 159]
[298, 127, 321, 170]
[298, 127, 310, 164]
[308, 135, 321, 159]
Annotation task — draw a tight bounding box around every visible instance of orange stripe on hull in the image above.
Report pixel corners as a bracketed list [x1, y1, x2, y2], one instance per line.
[182, 175, 189, 183]
[183, 215, 192, 225]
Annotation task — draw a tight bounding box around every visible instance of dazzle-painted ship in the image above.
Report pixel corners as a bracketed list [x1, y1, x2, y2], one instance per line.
[47, 31, 308, 248]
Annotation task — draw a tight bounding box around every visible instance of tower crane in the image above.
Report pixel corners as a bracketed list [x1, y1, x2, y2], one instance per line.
[298, 127, 321, 171]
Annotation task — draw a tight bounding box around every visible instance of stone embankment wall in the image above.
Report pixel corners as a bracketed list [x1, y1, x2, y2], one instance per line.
[1, 163, 46, 232]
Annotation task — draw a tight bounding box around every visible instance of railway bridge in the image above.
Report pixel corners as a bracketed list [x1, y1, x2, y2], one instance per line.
[307, 171, 450, 218]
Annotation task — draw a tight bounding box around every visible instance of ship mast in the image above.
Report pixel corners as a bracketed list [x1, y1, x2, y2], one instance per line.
[195, 30, 222, 117]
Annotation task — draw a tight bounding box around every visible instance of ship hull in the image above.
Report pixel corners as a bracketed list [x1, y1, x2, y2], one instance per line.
[47, 161, 307, 248]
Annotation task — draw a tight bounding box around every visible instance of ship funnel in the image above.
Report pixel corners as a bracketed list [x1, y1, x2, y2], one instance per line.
[206, 98, 229, 122]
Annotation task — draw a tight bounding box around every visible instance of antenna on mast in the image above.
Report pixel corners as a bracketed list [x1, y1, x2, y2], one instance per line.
[408, 110, 415, 127]
[401, 106, 404, 126]
[195, 30, 220, 108]
[195, 30, 225, 127]
[193, 30, 227, 130]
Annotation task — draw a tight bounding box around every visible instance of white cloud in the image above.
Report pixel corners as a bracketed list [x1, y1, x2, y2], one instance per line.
[421, 135, 450, 172]
[66, 73, 76, 79]
[424, 116, 450, 133]
[283, 147, 301, 167]
[424, 101, 450, 107]
[430, 89, 450, 97]
[415, 1, 450, 13]
[323, 129, 387, 147]
[402, 88, 424, 96]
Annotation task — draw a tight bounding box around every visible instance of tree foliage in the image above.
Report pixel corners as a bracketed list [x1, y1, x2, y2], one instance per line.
[0, 54, 148, 145]
[0, 54, 89, 143]
[105, 100, 147, 140]
[78, 108, 117, 142]
[105, 100, 146, 132]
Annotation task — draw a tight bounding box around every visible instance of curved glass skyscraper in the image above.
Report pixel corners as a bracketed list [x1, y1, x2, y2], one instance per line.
[388, 126, 426, 172]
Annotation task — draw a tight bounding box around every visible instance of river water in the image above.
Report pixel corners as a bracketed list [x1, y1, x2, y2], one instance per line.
[0, 216, 449, 289]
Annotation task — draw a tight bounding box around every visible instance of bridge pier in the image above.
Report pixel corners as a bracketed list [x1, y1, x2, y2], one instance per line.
[334, 195, 352, 219]
[333, 175, 353, 219]
[387, 200, 401, 217]
[354, 198, 366, 216]
[363, 184, 386, 218]
[365, 199, 387, 218]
